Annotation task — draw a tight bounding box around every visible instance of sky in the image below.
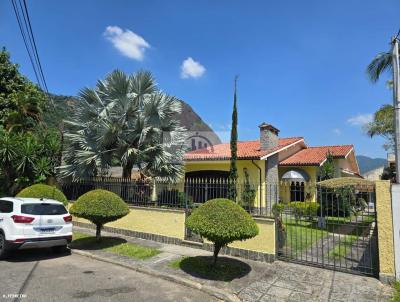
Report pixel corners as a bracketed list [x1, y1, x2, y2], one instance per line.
[0, 0, 399, 159]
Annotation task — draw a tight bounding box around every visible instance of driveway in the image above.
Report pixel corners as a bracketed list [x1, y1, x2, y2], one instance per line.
[0, 249, 216, 302]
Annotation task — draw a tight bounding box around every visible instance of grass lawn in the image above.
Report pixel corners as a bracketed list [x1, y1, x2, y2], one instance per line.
[70, 232, 161, 260]
[391, 281, 400, 302]
[169, 256, 251, 282]
[282, 218, 333, 255]
[281, 214, 374, 256]
[327, 234, 359, 260]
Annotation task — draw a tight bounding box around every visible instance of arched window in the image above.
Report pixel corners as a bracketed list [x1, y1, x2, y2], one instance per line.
[290, 181, 305, 201]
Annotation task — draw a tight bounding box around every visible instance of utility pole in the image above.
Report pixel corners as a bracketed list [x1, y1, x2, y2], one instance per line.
[391, 36, 400, 183]
[391, 35, 400, 281]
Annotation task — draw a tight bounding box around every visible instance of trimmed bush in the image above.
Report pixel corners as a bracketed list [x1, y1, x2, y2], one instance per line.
[69, 189, 129, 241]
[289, 201, 320, 220]
[186, 198, 259, 265]
[16, 184, 68, 205]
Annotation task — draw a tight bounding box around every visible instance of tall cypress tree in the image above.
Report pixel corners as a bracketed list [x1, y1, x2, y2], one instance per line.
[228, 76, 238, 200]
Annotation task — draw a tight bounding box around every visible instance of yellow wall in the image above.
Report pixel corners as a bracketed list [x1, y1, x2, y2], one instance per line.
[375, 180, 395, 278]
[229, 217, 275, 254]
[278, 166, 318, 203]
[185, 160, 320, 206]
[74, 207, 186, 240]
[185, 160, 266, 208]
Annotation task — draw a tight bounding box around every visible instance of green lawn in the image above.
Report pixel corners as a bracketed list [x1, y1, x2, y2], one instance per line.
[391, 281, 400, 302]
[327, 234, 359, 260]
[282, 218, 333, 255]
[282, 215, 373, 258]
[71, 232, 161, 260]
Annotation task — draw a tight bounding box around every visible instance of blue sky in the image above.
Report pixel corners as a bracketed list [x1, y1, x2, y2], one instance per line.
[1, 0, 398, 158]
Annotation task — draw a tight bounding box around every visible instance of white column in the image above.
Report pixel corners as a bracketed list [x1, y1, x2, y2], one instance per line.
[392, 184, 400, 279]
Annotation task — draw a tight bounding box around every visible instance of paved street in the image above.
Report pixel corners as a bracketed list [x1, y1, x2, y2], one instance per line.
[0, 249, 216, 302]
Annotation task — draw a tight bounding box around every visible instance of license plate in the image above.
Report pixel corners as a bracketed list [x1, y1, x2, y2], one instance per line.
[37, 227, 56, 233]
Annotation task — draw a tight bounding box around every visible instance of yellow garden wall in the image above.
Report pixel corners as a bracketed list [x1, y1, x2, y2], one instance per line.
[185, 160, 266, 208]
[375, 180, 395, 279]
[229, 217, 275, 254]
[74, 206, 186, 240]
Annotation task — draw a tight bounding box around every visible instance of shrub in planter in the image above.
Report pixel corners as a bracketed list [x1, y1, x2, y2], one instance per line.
[186, 198, 259, 265]
[16, 184, 68, 206]
[69, 189, 129, 241]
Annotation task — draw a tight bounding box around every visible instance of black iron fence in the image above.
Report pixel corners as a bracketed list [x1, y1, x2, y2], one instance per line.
[62, 177, 378, 276]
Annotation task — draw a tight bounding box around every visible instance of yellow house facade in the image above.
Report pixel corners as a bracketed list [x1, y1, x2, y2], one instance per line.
[183, 123, 360, 211]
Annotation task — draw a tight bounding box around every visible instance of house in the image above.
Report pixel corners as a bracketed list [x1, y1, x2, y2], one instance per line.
[183, 122, 360, 211]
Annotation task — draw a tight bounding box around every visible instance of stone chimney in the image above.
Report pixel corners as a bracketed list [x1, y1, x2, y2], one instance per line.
[259, 122, 280, 150]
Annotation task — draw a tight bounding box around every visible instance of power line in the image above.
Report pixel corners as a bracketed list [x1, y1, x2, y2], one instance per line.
[21, 0, 49, 94]
[10, 0, 43, 89]
[10, 0, 49, 95]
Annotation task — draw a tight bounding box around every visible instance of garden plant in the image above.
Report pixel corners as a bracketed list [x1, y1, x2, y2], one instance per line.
[186, 198, 258, 265]
[69, 189, 129, 241]
[16, 184, 68, 205]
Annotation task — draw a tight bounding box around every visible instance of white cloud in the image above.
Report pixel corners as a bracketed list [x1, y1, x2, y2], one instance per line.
[347, 114, 373, 126]
[104, 26, 150, 61]
[180, 57, 206, 79]
[332, 128, 341, 136]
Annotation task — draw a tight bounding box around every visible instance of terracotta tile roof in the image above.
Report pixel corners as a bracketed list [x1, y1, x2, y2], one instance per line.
[184, 137, 304, 161]
[279, 145, 353, 166]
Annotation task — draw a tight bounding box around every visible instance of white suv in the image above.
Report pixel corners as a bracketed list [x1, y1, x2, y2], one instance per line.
[0, 197, 73, 259]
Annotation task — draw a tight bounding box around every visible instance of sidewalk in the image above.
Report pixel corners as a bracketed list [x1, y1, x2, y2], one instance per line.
[72, 226, 393, 302]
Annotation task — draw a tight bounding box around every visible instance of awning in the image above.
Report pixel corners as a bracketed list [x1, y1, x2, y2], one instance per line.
[281, 169, 310, 182]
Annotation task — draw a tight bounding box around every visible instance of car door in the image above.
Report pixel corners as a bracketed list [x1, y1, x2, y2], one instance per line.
[0, 200, 14, 236]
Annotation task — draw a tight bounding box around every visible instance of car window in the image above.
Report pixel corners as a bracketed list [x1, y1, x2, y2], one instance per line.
[21, 203, 67, 215]
[0, 200, 13, 213]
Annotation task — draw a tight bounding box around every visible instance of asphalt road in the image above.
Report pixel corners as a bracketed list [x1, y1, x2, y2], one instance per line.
[0, 249, 216, 302]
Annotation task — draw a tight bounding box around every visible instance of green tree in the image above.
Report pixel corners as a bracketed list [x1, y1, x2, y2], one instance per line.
[70, 189, 129, 241]
[228, 77, 238, 200]
[60, 70, 187, 181]
[0, 48, 45, 131]
[186, 198, 258, 265]
[319, 152, 335, 181]
[365, 48, 395, 150]
[0, 48, 60, 194]
[365, 104, 395, 150]
[0, 127, 61, 194]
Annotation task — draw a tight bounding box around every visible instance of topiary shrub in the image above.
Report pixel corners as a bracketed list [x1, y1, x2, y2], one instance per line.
[16, 184, 68, 205]
[186, 198, 259, 265]
[69, 189, 129, 241]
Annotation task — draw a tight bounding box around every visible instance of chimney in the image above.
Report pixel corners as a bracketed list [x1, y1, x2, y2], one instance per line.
[259, 122, 279, 150]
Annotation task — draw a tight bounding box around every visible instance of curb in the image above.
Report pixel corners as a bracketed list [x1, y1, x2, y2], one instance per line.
[71, 249, 241, 302]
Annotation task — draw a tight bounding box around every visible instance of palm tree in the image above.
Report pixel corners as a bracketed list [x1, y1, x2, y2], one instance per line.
[60, 70, 187, 181]
[366, 51, 392, 82]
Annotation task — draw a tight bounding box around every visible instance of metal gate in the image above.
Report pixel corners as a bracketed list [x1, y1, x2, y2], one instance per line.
[276, 183, 379, 277]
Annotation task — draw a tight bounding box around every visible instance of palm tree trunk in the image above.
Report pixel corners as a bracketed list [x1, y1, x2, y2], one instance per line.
[122, 163, 133, 179]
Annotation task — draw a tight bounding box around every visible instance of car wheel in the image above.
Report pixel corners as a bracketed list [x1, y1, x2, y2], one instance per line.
[0, 233, 8, 260]
[52, 245, 68, 254]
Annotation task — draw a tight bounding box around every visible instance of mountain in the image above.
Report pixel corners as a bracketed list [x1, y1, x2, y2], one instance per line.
[45, 94, 221, 145]
[356, 155, 387, 174]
